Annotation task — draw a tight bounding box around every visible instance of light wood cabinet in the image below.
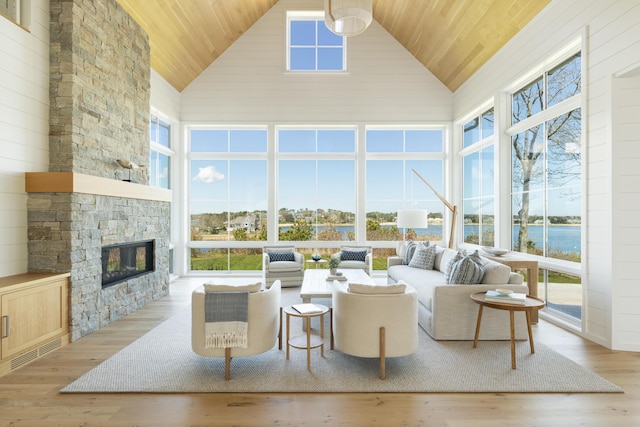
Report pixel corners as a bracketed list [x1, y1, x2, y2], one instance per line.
[0, 273, 70, 376]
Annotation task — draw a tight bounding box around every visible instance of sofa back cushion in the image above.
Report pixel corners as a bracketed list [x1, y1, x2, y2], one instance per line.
[479, 258, 512, 284]
[437, 248, 460, 273]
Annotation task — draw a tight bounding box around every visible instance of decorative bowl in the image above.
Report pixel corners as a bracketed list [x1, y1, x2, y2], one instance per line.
[481, 246, 509, 256]
[495, 288, 513, 295]
[311, 255, 322, 261]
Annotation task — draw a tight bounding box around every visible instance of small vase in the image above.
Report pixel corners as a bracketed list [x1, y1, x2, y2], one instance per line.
[330, 268, 337, 275]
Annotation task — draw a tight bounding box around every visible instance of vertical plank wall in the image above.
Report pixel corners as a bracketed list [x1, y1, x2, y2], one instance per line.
[180, 0, 453, 124]
[0, 2, 50, 277]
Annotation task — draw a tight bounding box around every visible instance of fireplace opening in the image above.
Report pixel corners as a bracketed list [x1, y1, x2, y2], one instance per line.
[102, 240, 154, 288]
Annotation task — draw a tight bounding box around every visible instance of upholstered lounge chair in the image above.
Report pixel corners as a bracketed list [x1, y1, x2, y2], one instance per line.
[192, 280, 282, 380]
[263, 246, 304, 288]
[330, 245, 373, 275]
[332, 281, 418, 379]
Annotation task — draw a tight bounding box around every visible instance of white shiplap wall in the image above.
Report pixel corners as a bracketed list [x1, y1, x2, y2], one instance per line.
[612, 70, 640, 350]
[455, 0, 640, 351]
[0, 2, 50, 277]
[181, 0, 452, 124]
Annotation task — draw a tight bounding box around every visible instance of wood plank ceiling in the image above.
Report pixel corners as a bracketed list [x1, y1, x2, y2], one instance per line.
[115, 0, 550, 93]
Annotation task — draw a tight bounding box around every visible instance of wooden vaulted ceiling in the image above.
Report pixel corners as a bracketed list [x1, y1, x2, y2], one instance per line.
[115, 0, 550, 93]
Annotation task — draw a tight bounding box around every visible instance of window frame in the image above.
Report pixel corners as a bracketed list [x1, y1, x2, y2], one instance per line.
[286, 10, 347, 72]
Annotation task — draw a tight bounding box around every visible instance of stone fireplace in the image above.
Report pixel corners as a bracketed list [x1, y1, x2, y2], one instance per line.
[25, 0, 170, 341]
[102, 240, 155, 288]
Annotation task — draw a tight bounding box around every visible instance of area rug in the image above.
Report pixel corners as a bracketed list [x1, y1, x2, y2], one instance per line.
[61, 293, 622, 394]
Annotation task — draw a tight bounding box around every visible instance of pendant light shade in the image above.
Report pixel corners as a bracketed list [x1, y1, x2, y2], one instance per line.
[324, 0, 372, 37]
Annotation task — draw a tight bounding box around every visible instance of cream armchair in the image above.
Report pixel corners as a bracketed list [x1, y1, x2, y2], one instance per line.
[263, 246, 304, 288]
[330, 245, 373, 275]
[192, 280, 282, 380]
[332, 281, 418, 379]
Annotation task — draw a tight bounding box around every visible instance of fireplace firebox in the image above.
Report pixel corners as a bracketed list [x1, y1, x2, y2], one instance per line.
[102, 240, 154, 288]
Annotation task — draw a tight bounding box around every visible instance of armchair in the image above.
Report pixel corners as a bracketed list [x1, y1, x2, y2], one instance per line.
[192, 280, 282, 380]
[332, 281, 418, 379]
[331, 245, 373, 276]
[263, 246, 304, 288]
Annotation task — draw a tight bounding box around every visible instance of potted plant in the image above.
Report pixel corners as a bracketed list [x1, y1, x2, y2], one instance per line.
[328, 256, 340, 275]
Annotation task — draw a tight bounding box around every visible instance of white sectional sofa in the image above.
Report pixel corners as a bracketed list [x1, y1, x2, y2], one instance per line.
[387, 245, 530, 340]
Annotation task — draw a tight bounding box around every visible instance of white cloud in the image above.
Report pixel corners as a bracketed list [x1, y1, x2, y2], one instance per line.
[194, 166, 225, 184]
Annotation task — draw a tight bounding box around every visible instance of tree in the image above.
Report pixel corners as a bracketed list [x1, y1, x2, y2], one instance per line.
[279, 219, 314, 241]
[512, 53, 581, 253]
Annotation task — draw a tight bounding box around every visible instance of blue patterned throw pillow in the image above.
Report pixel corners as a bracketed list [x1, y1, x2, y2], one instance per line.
[408, 242, 437, 270]
[403, 241, 418, 265]
[447, 250, 485, 284]
[444, 250, 465, 283]
[269, 252, 295, 262]
[341, 250, 367, 262]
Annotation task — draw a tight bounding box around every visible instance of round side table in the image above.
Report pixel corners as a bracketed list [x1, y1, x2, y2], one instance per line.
[470, 292, 544, 369]
[284, 304, 330, 371]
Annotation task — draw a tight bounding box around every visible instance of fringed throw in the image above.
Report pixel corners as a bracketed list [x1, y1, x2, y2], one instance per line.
[204, 292, 249, 349]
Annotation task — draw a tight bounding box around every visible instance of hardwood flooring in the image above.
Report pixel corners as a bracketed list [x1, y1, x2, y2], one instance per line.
[0, 277, 638, 426]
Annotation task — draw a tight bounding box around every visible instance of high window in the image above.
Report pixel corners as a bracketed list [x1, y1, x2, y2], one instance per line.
[365, 127, 446, 244]
[461, 108, 495, 246]
[149, 115, 172, 189]
[509, 52, 581, 261]
[508, 50, 582, 321]
[188, 127, 268, 272]
[277, 127, 356, 242]
[287, 11, 345, 71]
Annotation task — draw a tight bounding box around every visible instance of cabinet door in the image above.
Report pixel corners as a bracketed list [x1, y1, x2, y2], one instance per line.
[1, 279, 68, 360]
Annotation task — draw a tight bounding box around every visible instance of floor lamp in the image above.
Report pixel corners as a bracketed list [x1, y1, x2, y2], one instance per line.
[411, 168, 457, 249]
[397, 209, 428, 241]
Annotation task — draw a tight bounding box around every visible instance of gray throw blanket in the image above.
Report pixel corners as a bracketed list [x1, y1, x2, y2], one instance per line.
[204, 292, 249, 349]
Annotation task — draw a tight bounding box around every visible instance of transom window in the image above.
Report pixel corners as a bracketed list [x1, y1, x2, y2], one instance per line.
[461, 108, 495, 246]
[287, 11, 345, 71]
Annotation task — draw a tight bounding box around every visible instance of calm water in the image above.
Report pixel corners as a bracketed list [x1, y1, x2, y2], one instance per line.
[280, 224, 581, 254]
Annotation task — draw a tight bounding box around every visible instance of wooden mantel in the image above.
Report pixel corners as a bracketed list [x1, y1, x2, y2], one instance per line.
[25, 172, 171, 202]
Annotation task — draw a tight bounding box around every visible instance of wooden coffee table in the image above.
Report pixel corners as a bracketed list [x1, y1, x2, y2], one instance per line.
[300, 268, 374, 303]
[299, 269, 374, 331]
[470, 291, 545, 369]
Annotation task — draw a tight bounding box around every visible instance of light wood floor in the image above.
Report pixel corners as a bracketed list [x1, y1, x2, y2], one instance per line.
[0, 277, 638, 427]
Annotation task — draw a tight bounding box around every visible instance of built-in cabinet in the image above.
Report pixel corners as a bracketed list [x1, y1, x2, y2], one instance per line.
[0, 273, 70, 376]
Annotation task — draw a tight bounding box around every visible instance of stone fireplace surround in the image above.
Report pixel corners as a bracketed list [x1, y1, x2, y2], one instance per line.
[25, 0, 171, 341]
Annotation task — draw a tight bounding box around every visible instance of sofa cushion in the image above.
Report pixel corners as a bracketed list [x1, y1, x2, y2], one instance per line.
[204, 281, 262, 293]
[408, 242, 437, 270]
[349, 282, 406, 294]
[438, 248, 461, 273]
[267, 261, 301, 272]
[480, 258, 513, 284]
[446, 250, 485, 284]
[341, 249, 367, 262]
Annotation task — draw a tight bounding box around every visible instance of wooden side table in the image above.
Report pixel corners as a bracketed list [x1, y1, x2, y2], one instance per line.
[482, 252, 540, 323]
[470, 292, 545, 369]
[284, 304, 330, 371]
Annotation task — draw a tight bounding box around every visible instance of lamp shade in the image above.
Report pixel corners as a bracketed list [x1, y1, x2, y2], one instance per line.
[324, 0, 372, 37]
[397, 209, 428, 229]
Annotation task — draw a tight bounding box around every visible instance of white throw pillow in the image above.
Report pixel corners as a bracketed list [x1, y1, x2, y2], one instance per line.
[348, 283, 406, 294]
[203, 281, 262, 293]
